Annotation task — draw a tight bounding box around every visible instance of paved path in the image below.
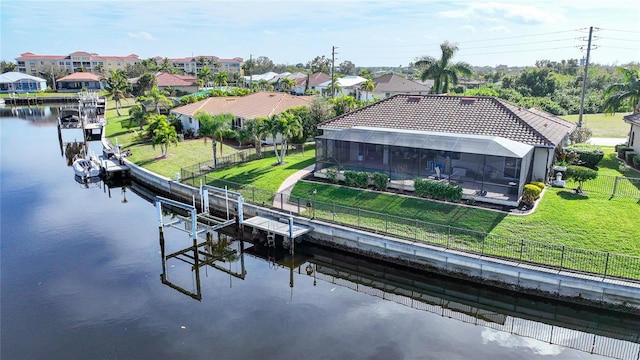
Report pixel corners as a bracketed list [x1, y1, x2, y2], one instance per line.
[588, 137, 627, 146]
[272, 164, 315, 213]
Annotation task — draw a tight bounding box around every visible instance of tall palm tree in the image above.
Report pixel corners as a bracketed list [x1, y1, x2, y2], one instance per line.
[415, 41, 472, 94]
[105, 70, 131, 116]
[276, 111, 302, 164]
[242, 117, 268, 158]
[603, 67, 640, 114]
[144, 86, 172, 114]
[198, 66, 213, 87]
[213, 71, 228, 86]
[149, 115, 178, 157]
[359, 79, 374, 101]
[194, 111, 232, 168]
[158, 57, 175, 74]
[279, 77, 296, 93]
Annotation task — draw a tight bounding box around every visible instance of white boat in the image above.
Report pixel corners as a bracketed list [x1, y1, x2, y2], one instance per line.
[72, 153, 102, 179]
[58, 108, 82, 128]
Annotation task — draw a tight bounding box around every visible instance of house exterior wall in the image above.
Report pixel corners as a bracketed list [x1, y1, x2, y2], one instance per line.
[160, 85, 198, 94]
[629, 124, 640, 153]
[0, 79, 47, 93]
[57, 80, 103, 92]
[532, 147, 554, 182]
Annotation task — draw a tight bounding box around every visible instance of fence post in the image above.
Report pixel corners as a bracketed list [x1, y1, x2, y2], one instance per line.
[481, 235, 485, 254]
[252, 187, 255, 203]
[560, 246, 565, 268]
[447, 225, 451, 248]
[415, 219, 418, 241]
[612, 177, 619, 197]
[519, 239, 525, 261]
[280, 193, 284, 210]
[386, 215, 388, 233]
[332, 204, 335, 222]
[358, 208, 361, 227]
[297, 197, 300, 214]
[604, 252, 610, 278]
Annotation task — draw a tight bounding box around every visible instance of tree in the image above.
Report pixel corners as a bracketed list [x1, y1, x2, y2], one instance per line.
[128, 104, 147, 130]
[242, 117, 269, 158]
[195, 111, 232, 168]
[1, 60, 18, 73]
[198, 66, 213, 86]
[566, 165, 597, 194]
[338, 60, 356, 75]
[213, 71, 228, 86]
[105, 70, 131, 116]
[359, 79, 374, 101]
[307, 55, 331, 74]
[141, 58, 158, 72]
[149, 115, 178, 157]
[331, 95, 357, 116]
[516, 67, 558, 97]
[603, 67, 640, 114]
[37, 64, 69, 89]
[276, 111, 302, 164]
[253, 56, 275, 74]
[279, 77, 295, 93]
[143, 86, 172, 114]
[415, 41, 472, 94]
[158, 57, 176, 74]
[136, 72, 157, 95]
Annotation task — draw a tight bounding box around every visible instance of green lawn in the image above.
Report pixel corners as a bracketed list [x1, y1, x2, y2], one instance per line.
[561, 112, 630, 138]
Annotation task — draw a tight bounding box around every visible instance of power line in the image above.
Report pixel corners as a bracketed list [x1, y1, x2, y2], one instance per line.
[462, 37, 578, 50]
[599, 27, 640, 34]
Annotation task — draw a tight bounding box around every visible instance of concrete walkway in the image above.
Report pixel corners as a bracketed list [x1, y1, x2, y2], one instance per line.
[588, 137, 627, 146]
[272, 164, 315, 213]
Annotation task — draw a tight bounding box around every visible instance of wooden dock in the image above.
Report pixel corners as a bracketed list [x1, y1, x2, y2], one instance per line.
[243, 215, 312, 240]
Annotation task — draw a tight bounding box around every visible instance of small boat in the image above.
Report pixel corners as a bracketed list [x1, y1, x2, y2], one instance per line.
[72, 153, 102, 179]
[58, 108, 82, 128]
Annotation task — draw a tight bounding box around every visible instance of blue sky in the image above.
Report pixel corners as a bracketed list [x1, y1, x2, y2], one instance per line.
[1, 0, 639, 68]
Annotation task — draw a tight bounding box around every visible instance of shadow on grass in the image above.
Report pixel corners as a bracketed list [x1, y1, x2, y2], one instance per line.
[556, 190, 590, 200]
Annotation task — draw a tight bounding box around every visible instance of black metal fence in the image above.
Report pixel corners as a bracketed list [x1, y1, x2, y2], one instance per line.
[564, 174, 640, 199]
[188, 176, 640, 282]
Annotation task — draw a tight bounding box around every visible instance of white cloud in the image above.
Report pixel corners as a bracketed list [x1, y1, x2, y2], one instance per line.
[440, 2, 565, 25]
[460, 25, 476, 33]
[128, 31, 153, 40]
[490, 26, 510, 33]
[481, 328, 563, 356]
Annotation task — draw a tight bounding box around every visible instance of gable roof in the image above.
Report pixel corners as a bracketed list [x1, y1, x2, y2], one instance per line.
[57, 72, 101, 82]
[155, 72, 198, 87]
[372, 74, 432, 93]
[171, 91, 312, 119]
[318, 94, 576, 147]
[307, 72, 331, 86]
[318, 75, 367, 89]
[0, 72, 46, 83]
[624, 112, 640, 126]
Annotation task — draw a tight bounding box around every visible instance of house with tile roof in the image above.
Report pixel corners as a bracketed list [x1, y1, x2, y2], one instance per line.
[315, 94, 576, 206]
[623, 112, 640, 154]
[357, 74, 432, 101]
[170, 91, 313, 139]
[130, 72, 199, 95]
[0, 72, 47, 93]
[56, 72, 103, 92]
[316, 75, 368, 97]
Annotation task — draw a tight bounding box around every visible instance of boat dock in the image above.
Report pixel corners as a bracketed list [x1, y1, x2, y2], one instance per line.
[243, 215, 312, 240]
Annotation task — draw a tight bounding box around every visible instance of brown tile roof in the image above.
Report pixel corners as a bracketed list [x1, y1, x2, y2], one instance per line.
[172, 91, 312, 119]
[155, 72, 197, 87]
[318, 94, 576, 147]
[372, 74, 432, 93]
[624, 112, 640, 126]
[57, 72, 102, 82]
[307, 72, 331, 86]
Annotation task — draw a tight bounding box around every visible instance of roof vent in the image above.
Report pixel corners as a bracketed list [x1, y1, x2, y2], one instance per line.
[407, 95, 421, 102]
[460, 97, 476, 104]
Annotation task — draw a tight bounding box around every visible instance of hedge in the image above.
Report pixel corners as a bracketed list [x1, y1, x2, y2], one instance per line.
[565, 144, 604, 169]
[344, 171, 369, 188]
[414, 178, 463, 202]
[524, 184, 542, 198]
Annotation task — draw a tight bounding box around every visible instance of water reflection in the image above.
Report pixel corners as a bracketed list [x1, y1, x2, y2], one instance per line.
[158, 220, 640, 359]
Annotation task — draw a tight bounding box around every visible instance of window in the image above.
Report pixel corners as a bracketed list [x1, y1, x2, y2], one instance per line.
[631, 131, 635, 146]
[503, 158, 521, 178]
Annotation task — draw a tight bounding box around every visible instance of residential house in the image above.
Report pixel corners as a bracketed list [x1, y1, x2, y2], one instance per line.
[315, 94, 576, 206]
[130, 72, 199, 95]
[292, 72, 331, 95]
[356, 74, 432, 101]
[170, 91, 313, 141]
[623, 112, 640, 153]
[0, 72, 47, 93]
[56, 72, 103, 92]
[316, 75, 367, 97]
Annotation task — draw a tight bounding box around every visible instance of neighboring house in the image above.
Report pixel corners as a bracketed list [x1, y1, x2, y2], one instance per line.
[291, 72, 331, 95]
[317, 75, 367, 97]
[357, 74, 432, 101]
[315, 94, 576, 206]
[0, 72, 47, 93]
[170, 91, 313, 139]
[130, 72, 199, 94]
[623, 112, 640, 153]
[56, 72, 103, 92]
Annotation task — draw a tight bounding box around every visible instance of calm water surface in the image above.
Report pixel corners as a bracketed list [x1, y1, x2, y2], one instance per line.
[1, 113, 638, 359]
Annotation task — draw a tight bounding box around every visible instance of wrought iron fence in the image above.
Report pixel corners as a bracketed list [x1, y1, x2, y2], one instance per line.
[186, 176, 640, 282]
[564, 174, 640, 199]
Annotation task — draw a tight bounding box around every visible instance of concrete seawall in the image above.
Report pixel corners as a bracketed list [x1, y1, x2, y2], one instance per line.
[113, 143, 640, 313]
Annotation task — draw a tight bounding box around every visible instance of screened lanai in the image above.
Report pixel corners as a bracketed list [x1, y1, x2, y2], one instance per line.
[315, 127, 535, 204]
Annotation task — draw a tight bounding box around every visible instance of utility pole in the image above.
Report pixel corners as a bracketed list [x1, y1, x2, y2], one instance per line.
[578, 26, 594, 128]
[249, 54, 253, 92]
[331, 46, 337, 98]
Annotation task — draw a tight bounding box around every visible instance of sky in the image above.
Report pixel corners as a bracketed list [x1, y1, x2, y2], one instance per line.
[1, 0, 639, 68]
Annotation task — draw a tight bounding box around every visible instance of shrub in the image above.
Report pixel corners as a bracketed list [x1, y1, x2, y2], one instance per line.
[569, 127, 592, 144]
[625, 151, 636, 166]
[633, 154, 640, 169]
[520, 193, 535, 209]
[566, 165, 598, 193]
[564, 144, 604, 169]
[530, 181, 545, 190]
[414, 178, 463, 202]
[617, 146, 633, 160]
[523, 184, 542, 198]
[344, 171, 369, 188]
[614, 143, 628, 152]
[370, 172, 389, 191]
[326, 168, 338, 183]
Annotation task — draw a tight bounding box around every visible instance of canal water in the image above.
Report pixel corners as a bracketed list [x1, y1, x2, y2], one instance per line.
[1, 110, 639, 359]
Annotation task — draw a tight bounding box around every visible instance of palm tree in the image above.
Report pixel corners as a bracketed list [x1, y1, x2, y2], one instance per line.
[105, 70, 131, 116]
[603, 67, 640, 114]
[213, 71, 228, 86]
[243, 117, 269, 158]
[144, 86, 172, 114]
[149, 115, 178, 157]
[158, 57, 175, 74]
[198, 66, 213, 87]
[359, 79, 374, 101]
[275, 111, 302, 164]
[128, 104, 147, 130]
[194, 111, 232, 168]
[279, 77, 296, 93]
[415, 41, 472, 94]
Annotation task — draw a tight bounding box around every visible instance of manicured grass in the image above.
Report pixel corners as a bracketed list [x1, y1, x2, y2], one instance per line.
[561, 113, 630, 138]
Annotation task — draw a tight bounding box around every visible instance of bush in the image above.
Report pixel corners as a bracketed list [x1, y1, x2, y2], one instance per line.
[414, 178, 463, 202]
[371, 172, 389, 191]
[520, 193, 535, 209]
[564, 144, 604, 169]
[617, 146, 633, 160]
[530, 181, 545, 190]
[566, 165, 598, 193]
[614, 143, 628, 152]
[569, 127, 592, 144]
[344, 171, 369, 188]
[633, 154, 640, 169]
[523, 184, 542, 198]
[625, 151, 636, 166]
[326, 168, 338, 183]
